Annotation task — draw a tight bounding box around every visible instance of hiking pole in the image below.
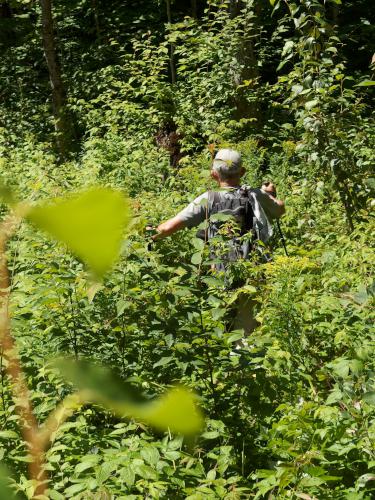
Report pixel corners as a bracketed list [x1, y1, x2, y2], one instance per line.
[145, 224, 158, 251]
[276, 220, 289, 257]
[262, 181, 289, 257]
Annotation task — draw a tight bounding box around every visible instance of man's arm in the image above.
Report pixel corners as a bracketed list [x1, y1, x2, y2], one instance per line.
[150, 192, 209, 241]
[152, 216, 185, 241]
[258, 182, 285, 219]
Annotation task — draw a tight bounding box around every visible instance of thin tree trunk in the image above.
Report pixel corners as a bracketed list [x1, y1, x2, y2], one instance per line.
[91, 0, 100, 39]
[190, 0, 197, 19]
[331, 2, 339, 25]
[0, 2, 12, 18]
[231, 0, 261, 123]
[165, 0, 176, 84]
[0, 2, 14, 42]
[40, 0, 72, 158]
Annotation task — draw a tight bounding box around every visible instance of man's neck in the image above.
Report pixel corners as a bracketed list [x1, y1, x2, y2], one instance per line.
[219, 180, 241, 188]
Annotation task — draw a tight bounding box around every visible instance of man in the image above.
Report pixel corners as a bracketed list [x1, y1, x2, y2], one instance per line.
[151, 148, 285, 337]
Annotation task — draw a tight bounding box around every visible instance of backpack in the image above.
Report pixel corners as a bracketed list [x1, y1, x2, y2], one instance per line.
[197, 186, 256, 269]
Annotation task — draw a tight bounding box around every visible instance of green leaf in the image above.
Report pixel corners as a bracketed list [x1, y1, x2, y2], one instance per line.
[55, 359, 203, 436]
[0, 466, 19, 499]
[120, 466, 135, 487]
[64, 483, 86, 497]
[212, 308, 226, 320]
[326, 388, 343, 405]
[153, 356, 174, 368]
[134, 386, 203, 436]
[140, 447, 160, 466]
[349, 358, 363, 375]
[329, 358, 350, 378]
[27, 187, 131, 278]
[282, 41, 294, 56]
[86, 282, 103, 303]
[292, 84, 304, 95]
[48, 490, 65, 500]
[0, 180, 16, 206]
[96, 462, 115, 485]
[191, 237, 205, 250]
[134, 463, 158, 480]
[352, 284, 368, 305]
[362, 392, 375, 405]
[201, 431, 220, 439]
[116, 299, 127, 316]
[191, 252, 202, 265]
[75, 455, 100, 474]
[207, 469, 216, 480]
[0, 431, 19, 439]
[305, 99, 319, 110]
[355, 80, 375, 87]
[226, 332, 244, 344]
[241, 285, 257, 295]
[210, 213, 232, 222]
[164, 450, 180, 460]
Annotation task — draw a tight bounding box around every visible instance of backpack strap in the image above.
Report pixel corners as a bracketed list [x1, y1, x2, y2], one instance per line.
[208, 190, 221, 210]
[238, 185, 254, 234]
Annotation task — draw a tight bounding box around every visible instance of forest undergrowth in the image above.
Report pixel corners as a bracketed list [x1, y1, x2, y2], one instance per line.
[0, 0, 374, 499]
[0, 135, 373, 499]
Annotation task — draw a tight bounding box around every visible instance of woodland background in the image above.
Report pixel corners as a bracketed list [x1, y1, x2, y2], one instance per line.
[0, 0, 374, 498]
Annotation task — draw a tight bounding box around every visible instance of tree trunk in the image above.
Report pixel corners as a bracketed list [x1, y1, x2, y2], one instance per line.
[0, 2, 14, 41]
[91, 0, 100, 39]
[230, 0, 261, 124]
[330, 2, 339, 25]
[165, 0, 176, 84]
[190, 0, 197, 19]
[0, 2, 12, 18]
[40, 0, 72, 159]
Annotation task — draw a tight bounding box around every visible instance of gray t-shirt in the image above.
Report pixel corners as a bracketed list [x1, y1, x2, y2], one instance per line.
[176, 187, 282, 229]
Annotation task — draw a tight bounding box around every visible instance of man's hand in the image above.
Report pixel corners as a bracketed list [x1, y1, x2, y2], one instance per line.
[152, 216, 185, 240]
[262, 182, 277, 197]
[261, 181, 285, 217]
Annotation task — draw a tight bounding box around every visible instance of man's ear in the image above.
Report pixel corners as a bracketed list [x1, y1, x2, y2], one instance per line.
[211, 170, 220, 182]
[239, 167, 246, 178]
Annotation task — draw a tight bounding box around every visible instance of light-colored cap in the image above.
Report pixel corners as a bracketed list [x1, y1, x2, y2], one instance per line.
[212, 149, 242, 176]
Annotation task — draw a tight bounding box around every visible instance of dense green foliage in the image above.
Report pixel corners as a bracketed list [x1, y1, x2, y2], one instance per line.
[0, 0, 374, 498]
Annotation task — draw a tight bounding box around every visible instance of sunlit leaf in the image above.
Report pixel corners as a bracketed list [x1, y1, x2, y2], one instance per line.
[55, 359, 203, 436]
[202, 430, 220, 439]
[355, 80, 375, 87]
[191, 252, 202, 265]
[191, 237, 205, 250]
[120, 466, 135, 487]
[27, 188, 131, 278]
[86, 282, 103, 303]
[153, 356, 174, 368]
[305, 99, 319, 110]
[134, 386, 203, 435]
[0, 431, 19, 439]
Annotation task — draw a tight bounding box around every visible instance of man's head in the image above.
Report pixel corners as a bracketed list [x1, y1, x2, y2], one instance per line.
[211, 149, 245, 184]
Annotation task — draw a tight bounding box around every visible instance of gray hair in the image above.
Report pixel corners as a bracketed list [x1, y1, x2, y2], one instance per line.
[212, 149, 242, 180]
